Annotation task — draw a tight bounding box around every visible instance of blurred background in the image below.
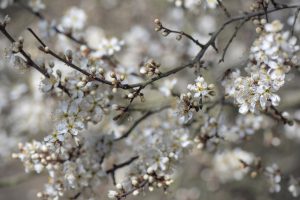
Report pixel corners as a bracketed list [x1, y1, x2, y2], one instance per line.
[1, 0, 300, 199]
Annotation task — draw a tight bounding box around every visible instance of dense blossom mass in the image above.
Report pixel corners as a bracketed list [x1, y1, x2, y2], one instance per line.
[223, 20, 299, 114]
[0, 0, 300, 200]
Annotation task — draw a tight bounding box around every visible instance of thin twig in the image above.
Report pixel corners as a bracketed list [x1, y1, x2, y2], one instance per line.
[160, 24, 204, 48]
[106, 156, 139, 185]
[114, 106, 169, 141]
[219, 18, 249, 63]
[291, 8, 300, 36]
[217, 0, 231, 18]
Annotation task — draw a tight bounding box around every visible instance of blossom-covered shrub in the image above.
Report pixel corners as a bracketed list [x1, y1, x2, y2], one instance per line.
[0, 0, 300, 200]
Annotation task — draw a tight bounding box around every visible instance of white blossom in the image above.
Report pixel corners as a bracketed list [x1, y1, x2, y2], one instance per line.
[61, 7, 87, 30]
[223, 20, 299, 114]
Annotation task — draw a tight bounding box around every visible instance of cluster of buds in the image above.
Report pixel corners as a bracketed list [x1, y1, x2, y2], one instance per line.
[154, 18, 171, 37]
[110, 72, 125, 93]
[140, 59, 161, 76]
[12, 141, 60, 174]
[252, 18, 267, 34]
[108, 173, 173, 199]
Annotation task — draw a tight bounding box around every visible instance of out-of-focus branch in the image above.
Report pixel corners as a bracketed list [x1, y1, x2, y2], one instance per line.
[0, 173, 34, 188]
[114, 106, 169, 141]
[291, 8, 300, 36]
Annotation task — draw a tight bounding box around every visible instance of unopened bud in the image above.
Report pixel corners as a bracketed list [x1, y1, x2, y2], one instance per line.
[44, 46, 49, 53]
[127, 93, 134, 99]
[176, 34, 182, 40]
[65, 49, 73, 60]
[154, 18, 161, 26]
[116, 183, 122, 189]
[120, 74, 125, 81]
[2, 15, 11, 26]
[162, 30, 170, 36]
[140, 67, 147, 74]
[18, 36, 24, 44]
[110, 72, 116, 78]
[133, 190, 139, 196]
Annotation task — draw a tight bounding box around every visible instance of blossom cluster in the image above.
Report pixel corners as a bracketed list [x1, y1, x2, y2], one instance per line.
[108, 111, 193, 199]
[176, 76, 215, 124]
[223, 20, 299, 114]
[1, 1, 300, 200]
[12, 134, 113, 199]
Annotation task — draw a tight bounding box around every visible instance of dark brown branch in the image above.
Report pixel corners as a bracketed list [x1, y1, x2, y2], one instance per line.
[27, 28, 119, 87]
[217, 0, 231, 18]
[106, 156, 139, 185]
[219, 18, 248, 63]
[159, 24, 204, 48]
[270, 0, 278, 8]
[0, 25, 70, 96]
[268, 105, 293, 125]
